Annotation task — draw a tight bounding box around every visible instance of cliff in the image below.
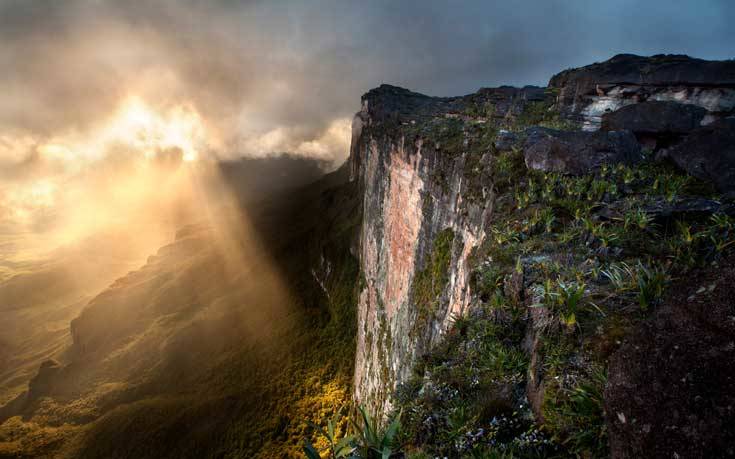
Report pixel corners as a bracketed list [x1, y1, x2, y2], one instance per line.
[349, 84, 549, 416]
[349, 54, 735, 457]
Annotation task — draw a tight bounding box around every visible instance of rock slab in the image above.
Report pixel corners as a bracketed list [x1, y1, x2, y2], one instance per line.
[523, 127, 641, 174]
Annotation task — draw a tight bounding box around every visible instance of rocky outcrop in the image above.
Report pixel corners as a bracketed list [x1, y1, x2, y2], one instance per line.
[349, 85, 544, 416]
[523, 127, 641, 174]
[601, 101, 707, 135]
[350, 54, 735, 429]
[664, 118, 735, 195]
[605, 256, 735, 459]
[550, 54, 735, 130]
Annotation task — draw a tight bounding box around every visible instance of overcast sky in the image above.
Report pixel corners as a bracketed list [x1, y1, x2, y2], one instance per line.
[1, 0, 733, 162]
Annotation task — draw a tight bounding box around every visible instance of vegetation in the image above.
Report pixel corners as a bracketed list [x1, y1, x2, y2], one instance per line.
[304, 406, 402, 459]
[390, 131, 734, 457]
[0, 170, 364, 459]
[412, 229, 456, 326]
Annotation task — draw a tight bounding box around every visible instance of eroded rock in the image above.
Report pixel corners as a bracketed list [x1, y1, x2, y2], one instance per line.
[523, 127, 642, 174]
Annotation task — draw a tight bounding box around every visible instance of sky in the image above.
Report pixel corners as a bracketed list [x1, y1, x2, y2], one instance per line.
[1, 0, 733, 164]
[0, 0, 733, 259]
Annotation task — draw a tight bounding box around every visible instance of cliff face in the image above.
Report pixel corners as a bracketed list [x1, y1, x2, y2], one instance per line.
[349, 85, 546, 415]
[349, 53, 735, 425]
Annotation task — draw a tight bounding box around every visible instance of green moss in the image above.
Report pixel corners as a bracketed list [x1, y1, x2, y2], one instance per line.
[411, 228, 456, 325]
[512, 94, 577, 132]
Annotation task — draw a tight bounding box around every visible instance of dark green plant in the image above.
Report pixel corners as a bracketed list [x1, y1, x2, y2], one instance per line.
[351, 406, 402, 459]
[601, 261, 668, 310]
[542, 367, 608, 458]
[634, 262, 667, 310]
[532, 279, 587, 328]
[304, 406, 402, 459]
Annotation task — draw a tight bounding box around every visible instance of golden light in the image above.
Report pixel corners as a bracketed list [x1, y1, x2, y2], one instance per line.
[108, 96, 207, 162]
[34, 96, 210, 165]
[4, 96, 214, 256]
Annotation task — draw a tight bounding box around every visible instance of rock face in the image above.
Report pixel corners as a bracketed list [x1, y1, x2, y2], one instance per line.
[605, 257, 735, 459]
[350, 54, 735, 426]
[665, 118, 735, 195]
[349, 85, 543, 416]
[601, 100, 707, 135]
[549, 54, 735, 130]
[523, 127, 642, 174]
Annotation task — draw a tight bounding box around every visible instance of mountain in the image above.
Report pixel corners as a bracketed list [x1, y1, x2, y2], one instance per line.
[2, 54, 735, 458]
[0, 157, 360, 458]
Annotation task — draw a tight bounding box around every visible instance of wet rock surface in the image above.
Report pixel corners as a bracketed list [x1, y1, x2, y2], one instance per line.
[523, 127, 642, 174]
[605, 257, 735, 459]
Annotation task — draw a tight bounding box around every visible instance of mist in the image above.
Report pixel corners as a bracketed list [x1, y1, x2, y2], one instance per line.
[0, 1, 733, 456]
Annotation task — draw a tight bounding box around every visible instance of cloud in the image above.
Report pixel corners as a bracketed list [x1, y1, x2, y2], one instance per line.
[1, 0, 733, 165]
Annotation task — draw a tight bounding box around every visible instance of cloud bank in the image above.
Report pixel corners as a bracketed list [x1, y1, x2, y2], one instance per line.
[0, 0, 732, 163]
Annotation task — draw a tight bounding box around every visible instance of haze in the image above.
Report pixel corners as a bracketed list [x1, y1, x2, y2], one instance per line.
[0, 1, 733, 457]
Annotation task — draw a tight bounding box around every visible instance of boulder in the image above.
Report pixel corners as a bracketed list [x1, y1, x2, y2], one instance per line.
[548, 54, 735, 130]
[601, 101, 707, 135]
[665, 119, 735, 195]
[523, 127, 641, 175]
[605, 256, 735, 459]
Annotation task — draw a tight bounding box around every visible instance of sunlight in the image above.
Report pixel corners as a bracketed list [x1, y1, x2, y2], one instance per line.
[34, 96, 210, 165]
[107, 96, 206, 162]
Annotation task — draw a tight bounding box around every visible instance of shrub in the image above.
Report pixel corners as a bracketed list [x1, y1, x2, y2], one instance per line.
[542, 367, 608, 458]
[532, 279, 587, 328]
[601, 261, 668, 310]
[303, 406, 402, 459]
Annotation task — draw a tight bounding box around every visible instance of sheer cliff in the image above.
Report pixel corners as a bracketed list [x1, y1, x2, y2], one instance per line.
[349, 54, 735, 457]
[348, 84, 548, 416]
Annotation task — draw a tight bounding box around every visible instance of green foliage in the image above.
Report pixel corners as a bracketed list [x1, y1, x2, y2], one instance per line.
[601, 261, 668, 310]
[412, 229, 456, 323]
[513, 97, 577, 131]
[394, 305, 547, 457]
[303, 406, 402, 459]
[352, 406, 402, 459]
[622, 207, 653, 231]
[305, 414, 355, 458]
[532, 279, 587, 328]
[542, 366, 608, 458]
[491, 149, 527, 193]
